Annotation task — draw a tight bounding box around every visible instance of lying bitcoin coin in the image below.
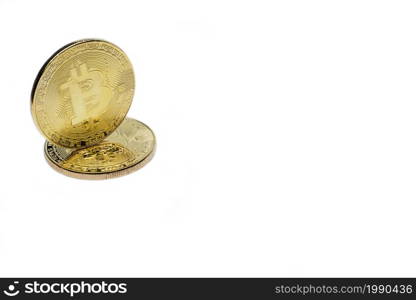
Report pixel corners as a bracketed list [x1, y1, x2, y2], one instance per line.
[32, 39, 135, 148]
[44, 118, 156, 179]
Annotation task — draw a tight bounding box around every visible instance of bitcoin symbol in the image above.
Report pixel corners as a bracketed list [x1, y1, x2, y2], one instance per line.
[60, 62, 113, 126]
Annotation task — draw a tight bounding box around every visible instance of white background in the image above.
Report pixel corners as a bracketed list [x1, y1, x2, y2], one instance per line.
[0, 0, 415, 277]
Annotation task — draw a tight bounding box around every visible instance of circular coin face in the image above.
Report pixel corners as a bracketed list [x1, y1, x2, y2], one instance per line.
[44, 118, 156, 179]
[32, 39, 135, 148]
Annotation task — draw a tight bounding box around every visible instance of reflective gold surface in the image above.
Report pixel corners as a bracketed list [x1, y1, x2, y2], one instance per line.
[44, 118, 156, 179]
[32, 39, 135, 149]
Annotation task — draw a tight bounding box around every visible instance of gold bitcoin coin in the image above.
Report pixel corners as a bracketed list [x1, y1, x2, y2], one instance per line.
[44, 118, 156, 179]
[31, 39, 135, 148]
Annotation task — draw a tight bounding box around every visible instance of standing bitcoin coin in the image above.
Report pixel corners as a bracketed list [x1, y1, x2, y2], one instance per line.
[44, 118, 156, 179]
[31, 39, 135, 148]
